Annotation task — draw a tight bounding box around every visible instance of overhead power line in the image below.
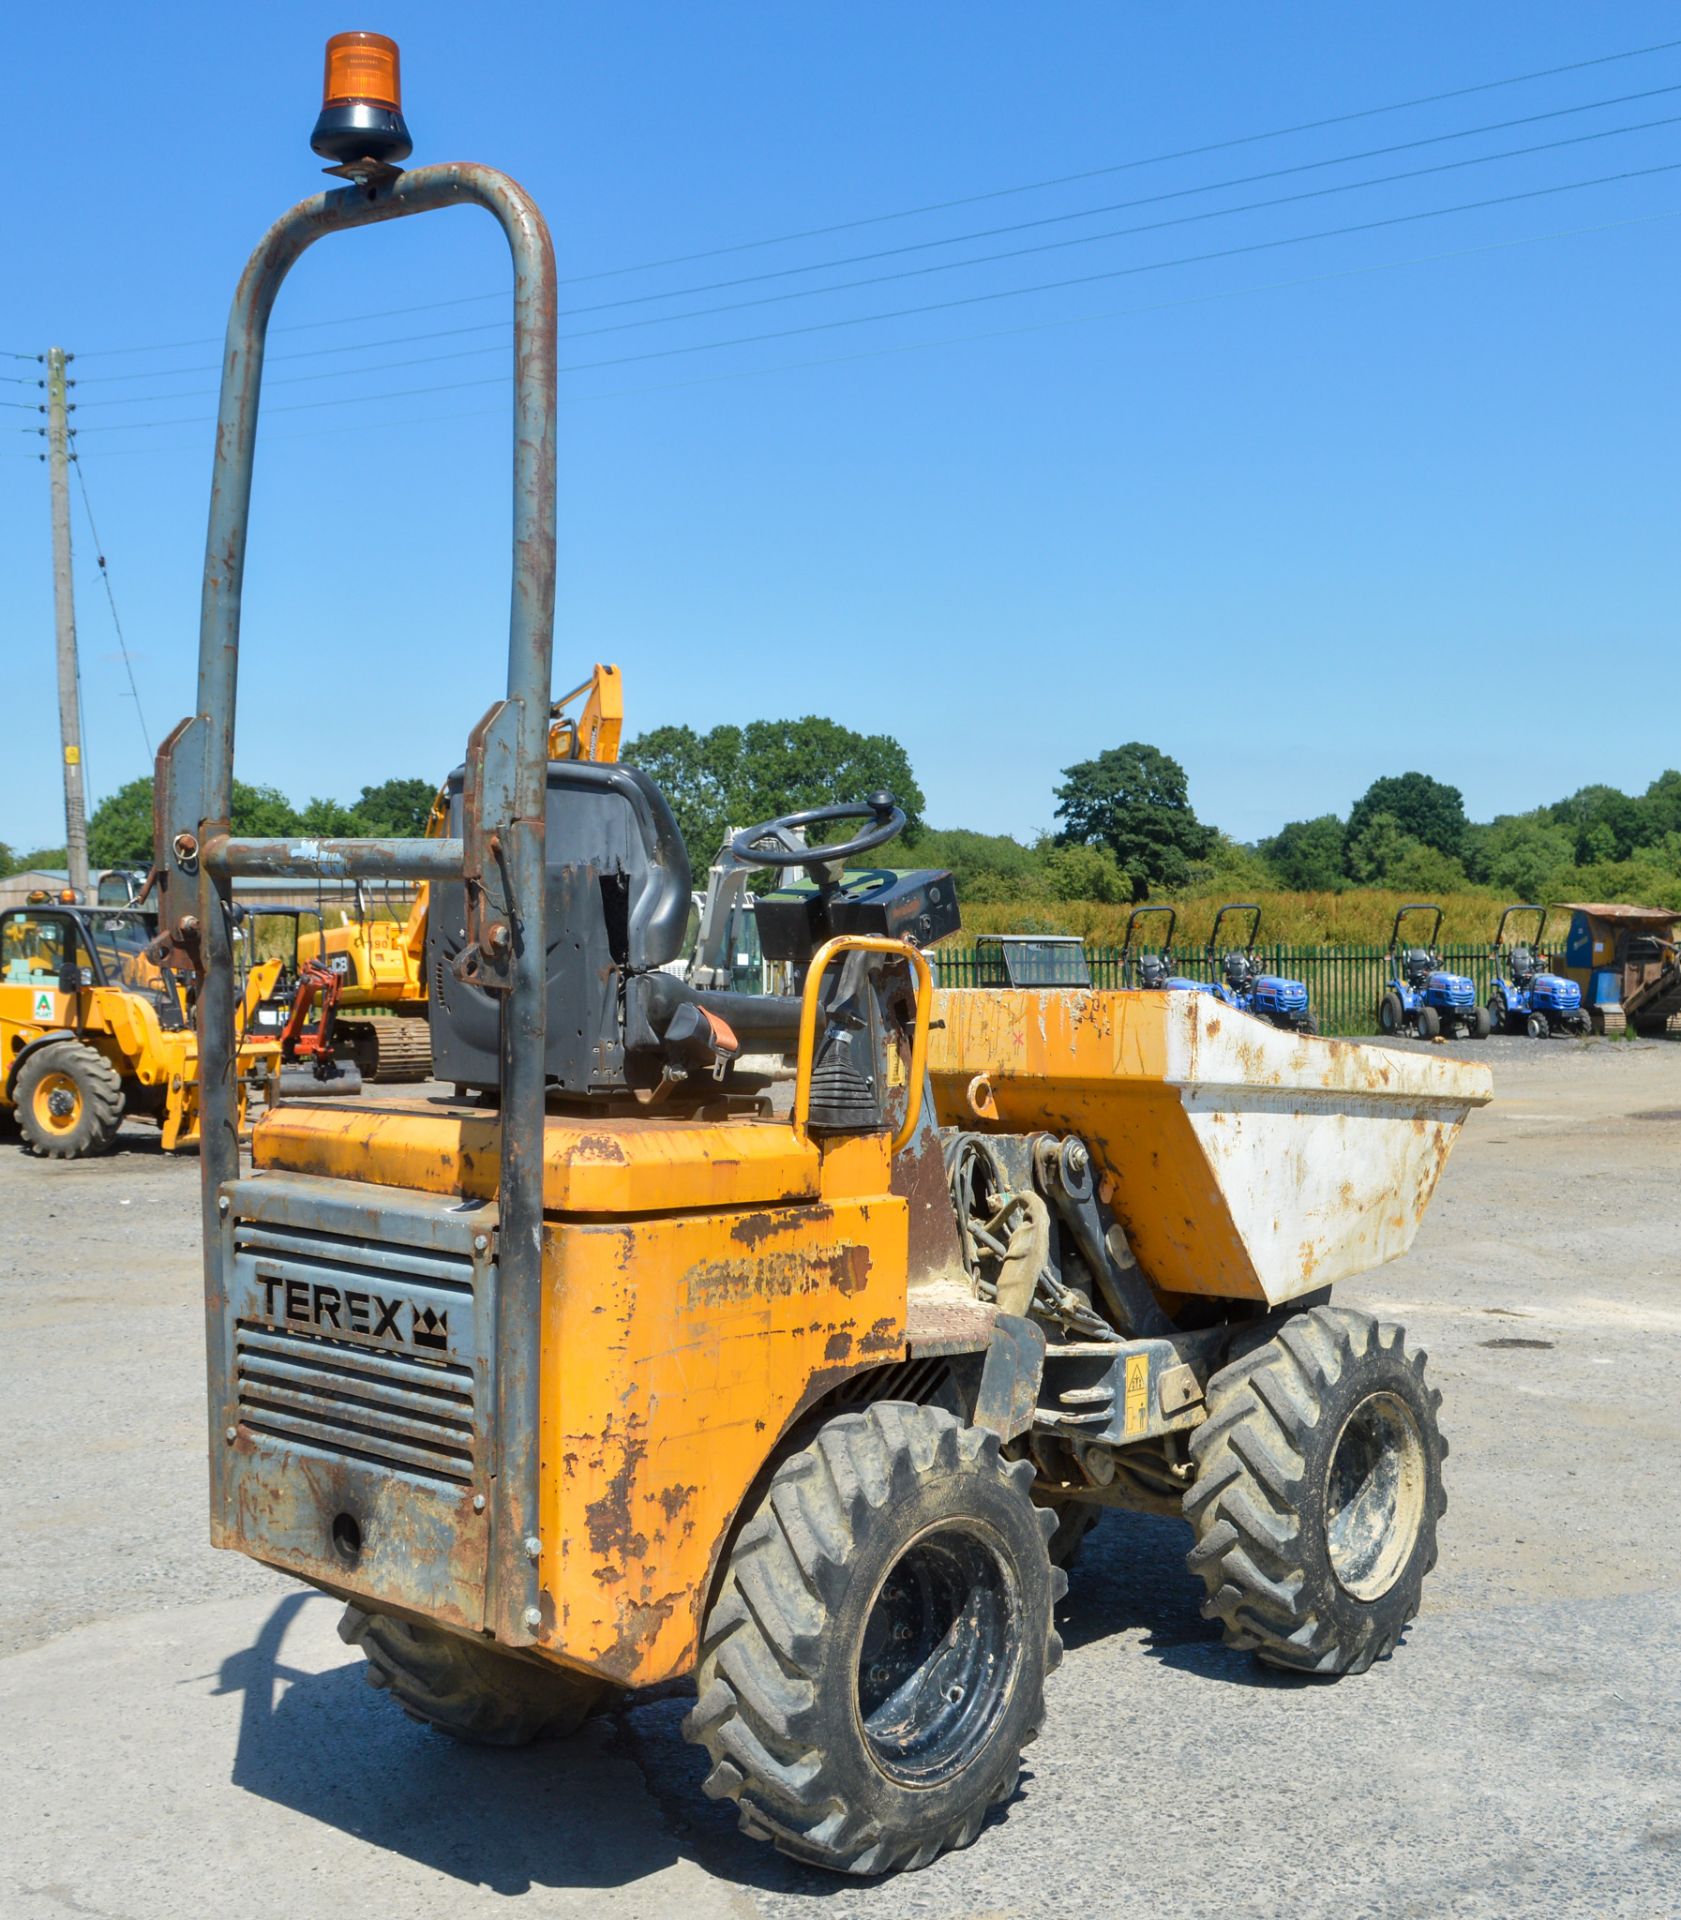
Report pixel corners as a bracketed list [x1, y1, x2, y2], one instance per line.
[63, 205, 1681, 463]
[68, 78, 1681, 389]
[68, 456, 153, 760]
[71, 113, 1681, 415]
[67, 34, 1681, 361]
[69, 159, 1681, 437]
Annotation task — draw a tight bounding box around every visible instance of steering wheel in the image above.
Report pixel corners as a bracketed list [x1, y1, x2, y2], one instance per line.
[731, 791, 906, 870]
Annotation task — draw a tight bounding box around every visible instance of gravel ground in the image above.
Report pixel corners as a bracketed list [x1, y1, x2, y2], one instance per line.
[2, 1035, 1677, 1919]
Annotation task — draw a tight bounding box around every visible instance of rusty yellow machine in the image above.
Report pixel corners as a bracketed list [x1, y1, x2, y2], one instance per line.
[155, 38, 1492, 1877]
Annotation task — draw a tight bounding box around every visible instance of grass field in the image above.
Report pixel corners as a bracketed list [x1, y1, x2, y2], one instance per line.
[955, 888, 1582, 948]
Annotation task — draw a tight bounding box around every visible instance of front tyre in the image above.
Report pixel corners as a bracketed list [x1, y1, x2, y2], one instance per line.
[685, 1404, 1061, 1875]
[15, 1040, 124, 1158]
[1184, 1305, 1446, 1675]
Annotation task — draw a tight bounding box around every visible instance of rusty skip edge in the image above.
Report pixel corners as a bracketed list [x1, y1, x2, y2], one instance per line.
[173, 162, 558, 1648]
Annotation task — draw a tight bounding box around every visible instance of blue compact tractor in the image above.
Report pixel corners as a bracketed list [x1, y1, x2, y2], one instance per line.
[1378, 904, 1491, 1041]
[1487, 905, 1589, 1038]
[1121, 905, 1214, 993]
[1205, 904, 1318, 1034]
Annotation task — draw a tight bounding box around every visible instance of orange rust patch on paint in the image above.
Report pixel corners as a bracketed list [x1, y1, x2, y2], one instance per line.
[539, 1194, 907, 1686]
[572, 1132, 630, 1162]
[657, 1483, 695, 1523]
[684, 1243, 872, 1307]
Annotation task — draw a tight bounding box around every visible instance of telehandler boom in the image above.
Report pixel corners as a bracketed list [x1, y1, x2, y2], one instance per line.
[157, 38, 1492, 1878]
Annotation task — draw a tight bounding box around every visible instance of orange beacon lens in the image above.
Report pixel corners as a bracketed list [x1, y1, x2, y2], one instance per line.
[311, 30, 412, 168]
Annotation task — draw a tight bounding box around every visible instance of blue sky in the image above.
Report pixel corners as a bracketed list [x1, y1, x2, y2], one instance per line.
[4, 3, 1677, 856]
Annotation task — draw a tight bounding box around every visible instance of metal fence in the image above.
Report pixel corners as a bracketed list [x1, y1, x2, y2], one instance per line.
[933, 942, 1500, 1037]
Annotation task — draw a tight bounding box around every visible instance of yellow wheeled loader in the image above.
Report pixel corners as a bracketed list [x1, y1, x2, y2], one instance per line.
[297, 665, 624, 1082]
[0, 900, 280, 1156]
[157, 39, 1492, 1879]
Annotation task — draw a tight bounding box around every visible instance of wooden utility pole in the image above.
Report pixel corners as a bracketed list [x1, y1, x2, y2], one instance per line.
[45, 346, 90, 899]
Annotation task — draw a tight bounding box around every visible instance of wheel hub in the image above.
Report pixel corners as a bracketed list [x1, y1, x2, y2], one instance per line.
[37, 1073, 82, 1131]
[856, 1524, 1018, 1786]
[1325, 1390, 1427, 1600]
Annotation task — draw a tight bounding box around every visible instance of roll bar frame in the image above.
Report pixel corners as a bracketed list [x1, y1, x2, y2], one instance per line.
[154, 163, 557, 1645]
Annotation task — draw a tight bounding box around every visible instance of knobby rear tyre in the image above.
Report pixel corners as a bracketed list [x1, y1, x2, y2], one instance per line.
[339, 1606, 609, 1746]
[684, 1403, 1062, 1876]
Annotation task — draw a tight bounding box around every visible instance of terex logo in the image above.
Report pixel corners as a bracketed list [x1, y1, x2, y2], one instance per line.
[256, 1272, 449, 1352]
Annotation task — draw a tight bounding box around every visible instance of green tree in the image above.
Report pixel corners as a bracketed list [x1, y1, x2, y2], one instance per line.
[87, 777, 155, 866]
[1641, 769, 1681, 840]
[1549, 783, 1646, 862]
[1259, 814, 1348, 891]
[1346, 810, 1468, 891]
[88, 775, 303, 868]
[1040, 841, 1129, 903]
[1478, 814, 1575, 899]
[353, 776, 440, 836]
[1346, 772, 1468, 861]
[296, 796, 365, 837]
[2, 843, 68, 876]
[232, 782, 303, 839]
[1053, 742, 1213, 900]
[1185, 832, 1279, 896]
[901, 827, 1044, 905]
[622, 716, 924, 875]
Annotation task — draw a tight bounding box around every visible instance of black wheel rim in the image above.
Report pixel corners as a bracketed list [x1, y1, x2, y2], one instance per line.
[1324, 1390, 1427, 1600]
[855, 1523, 1019, 1786]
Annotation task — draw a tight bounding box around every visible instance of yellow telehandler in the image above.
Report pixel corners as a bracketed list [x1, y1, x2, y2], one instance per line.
[156, 38, 1492, 1878]
[0, 899, 279, 1156]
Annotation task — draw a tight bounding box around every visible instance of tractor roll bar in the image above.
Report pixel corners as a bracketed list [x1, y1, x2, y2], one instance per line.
[157, 163, 556, 1646]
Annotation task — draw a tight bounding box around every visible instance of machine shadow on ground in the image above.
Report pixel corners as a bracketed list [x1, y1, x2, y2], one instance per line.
[215, 1592, 879, 1899]
[1057, 1511, 1331, 1688]
[214, 1520, 1303, 1897]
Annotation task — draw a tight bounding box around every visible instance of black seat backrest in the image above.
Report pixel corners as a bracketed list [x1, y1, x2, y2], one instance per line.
[428, 760, 692, 1095]
[1404, 947, 1432, 982]
[1510, 942, 1535, 979]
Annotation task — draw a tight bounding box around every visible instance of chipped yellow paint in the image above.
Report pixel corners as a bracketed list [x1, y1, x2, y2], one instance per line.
[929, 987, 1491, 1305]
[536, 1190, 908, 1685]
[255, 1100, 824, 1213]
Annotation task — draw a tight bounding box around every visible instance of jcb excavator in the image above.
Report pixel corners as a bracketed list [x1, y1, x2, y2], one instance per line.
[298, 666, 623, 1081]
[156, 39, 1492, 1878]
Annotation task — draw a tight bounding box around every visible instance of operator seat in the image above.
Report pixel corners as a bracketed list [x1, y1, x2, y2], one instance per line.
[1404, 947, 1433, 985]
[428, 760, 693, 1096]
[1509, 943, 1536, 982]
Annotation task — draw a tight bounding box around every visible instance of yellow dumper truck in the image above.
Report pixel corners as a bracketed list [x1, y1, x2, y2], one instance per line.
[153, 35, 1492, 1879]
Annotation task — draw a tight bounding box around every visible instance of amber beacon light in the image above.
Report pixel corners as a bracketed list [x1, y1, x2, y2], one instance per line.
[310, 31, 412, 168]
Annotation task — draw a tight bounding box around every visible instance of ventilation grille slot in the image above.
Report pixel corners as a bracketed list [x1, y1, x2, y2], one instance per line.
[232, 1217, 478, 1486]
